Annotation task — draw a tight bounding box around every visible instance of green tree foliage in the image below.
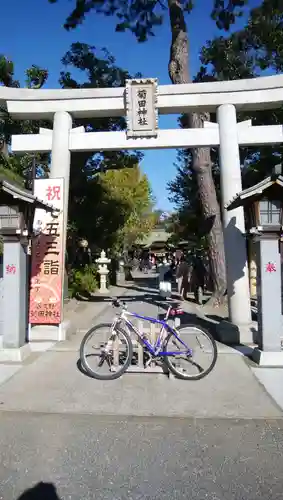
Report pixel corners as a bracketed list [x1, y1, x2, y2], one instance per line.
[151, 209, 172, 229]
[197, 0, 283, 184]
[0, 55, 50, 185]
[168, 149, 220, 245]
[0, 56, 48, 89]
[49, 0, 248, 302]
[58, 43, 155, 254]
[48, 0, 246, 37]
[68, 162, 154, 255]
[169, 0, 283, 255]
[1, 44, 154, 257]
[99, 165, 155, 248]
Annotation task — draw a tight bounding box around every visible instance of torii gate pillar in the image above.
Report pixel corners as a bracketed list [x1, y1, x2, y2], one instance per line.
[50, 111, 72, 253]
[29, 111, 73, 343]
[217, 104, 252, 343]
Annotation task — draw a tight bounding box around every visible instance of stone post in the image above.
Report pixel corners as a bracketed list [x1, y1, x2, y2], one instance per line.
[96, 251, 111, 294]
[217, 104, 252, 342]
[1, 235, 29, 356]
[253, 234, 283, 365]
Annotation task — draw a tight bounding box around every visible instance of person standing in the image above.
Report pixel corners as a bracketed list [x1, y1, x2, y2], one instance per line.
[158, 257, 171, 298]
[191, 252, 207, 305]
[176, 255, 189, 300]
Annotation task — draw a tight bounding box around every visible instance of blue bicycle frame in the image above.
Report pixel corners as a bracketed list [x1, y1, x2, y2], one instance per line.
[115, 307, 193, 358]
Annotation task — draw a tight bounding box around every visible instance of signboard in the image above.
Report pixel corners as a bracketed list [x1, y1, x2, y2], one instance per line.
[29, 178, 64, 324]
[125, 78, 158, 138]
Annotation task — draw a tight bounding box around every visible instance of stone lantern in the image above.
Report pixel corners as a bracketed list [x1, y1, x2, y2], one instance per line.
[226, 164, 283, 366]
[96, 250, 111, 294]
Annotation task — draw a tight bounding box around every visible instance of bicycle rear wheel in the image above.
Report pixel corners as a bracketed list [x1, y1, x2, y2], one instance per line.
[163, 324, 217, 380]
[80, 322, 133, 380]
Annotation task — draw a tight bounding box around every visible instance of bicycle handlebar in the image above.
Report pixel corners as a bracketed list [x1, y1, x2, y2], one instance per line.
[112, 299, 182, 318]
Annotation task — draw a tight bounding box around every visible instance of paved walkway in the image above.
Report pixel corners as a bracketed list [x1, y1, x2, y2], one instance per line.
[0, 271, 281, 418]
[0, 277, 131, 388]
[1, 272, 282, 500]
[1, 413, 283, 500]
[63, 273, 131, 327]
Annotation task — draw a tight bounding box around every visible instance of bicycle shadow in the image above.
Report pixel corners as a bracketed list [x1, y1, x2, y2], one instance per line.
[77, 350, 170, 379]
[77, 358, 91, 378]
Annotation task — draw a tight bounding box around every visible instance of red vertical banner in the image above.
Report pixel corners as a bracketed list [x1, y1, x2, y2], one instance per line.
[29, 178, 64, 324]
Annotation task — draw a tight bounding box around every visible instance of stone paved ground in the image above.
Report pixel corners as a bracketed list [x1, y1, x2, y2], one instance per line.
[0, 413, 283, 500]
[1, 271, 283, 499]
[62, 275, 130, 334]
[0, 271, 281, 418]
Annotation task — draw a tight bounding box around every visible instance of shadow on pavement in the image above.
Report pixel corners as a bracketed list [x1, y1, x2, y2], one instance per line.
[17, 482, 61, 500]
[77, 358, 94, 379]
[115, 276, 159, 293]
[76, 273, 228, 342]
[178, 311, 222, 340]
[115, 274, 225, 340]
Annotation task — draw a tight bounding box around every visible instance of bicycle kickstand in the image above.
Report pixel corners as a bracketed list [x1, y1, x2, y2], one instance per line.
[145, 353, 154, 368]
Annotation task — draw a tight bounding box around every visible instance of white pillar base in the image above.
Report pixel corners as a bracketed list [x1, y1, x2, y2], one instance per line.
[217, 320, 256, 345]
[28, 321, 74, 342]
[29, 341, 56, 353]
[252, 349, 283, 367]
[0, 343, 31, 362]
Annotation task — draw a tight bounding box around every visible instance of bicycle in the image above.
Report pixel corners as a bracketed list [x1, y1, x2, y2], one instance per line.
[79, 299, 218, 381]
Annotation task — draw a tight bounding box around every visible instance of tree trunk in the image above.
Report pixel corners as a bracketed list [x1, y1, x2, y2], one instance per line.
[167, 0, 226, 304]
[0, 139, 9, 159]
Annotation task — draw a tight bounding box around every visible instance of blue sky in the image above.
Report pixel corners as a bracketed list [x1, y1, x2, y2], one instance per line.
[1, 0, 259, 210]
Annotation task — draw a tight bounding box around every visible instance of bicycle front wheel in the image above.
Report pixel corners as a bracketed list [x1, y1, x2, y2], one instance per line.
[163, 324, 217, 380]
[80, 322, 133, 380]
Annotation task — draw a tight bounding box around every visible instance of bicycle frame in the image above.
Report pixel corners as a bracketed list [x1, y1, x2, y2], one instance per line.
[112, 306, 193, 358]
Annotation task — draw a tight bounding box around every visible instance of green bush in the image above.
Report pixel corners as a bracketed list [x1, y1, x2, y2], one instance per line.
[68, 264, 98, 298]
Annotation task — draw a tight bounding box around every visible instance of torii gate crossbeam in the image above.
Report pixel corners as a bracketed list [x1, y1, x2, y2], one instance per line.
[2, 74, 283, 345]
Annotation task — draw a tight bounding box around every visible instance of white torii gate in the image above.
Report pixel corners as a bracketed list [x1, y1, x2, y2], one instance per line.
[2, 74, 283, 344]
